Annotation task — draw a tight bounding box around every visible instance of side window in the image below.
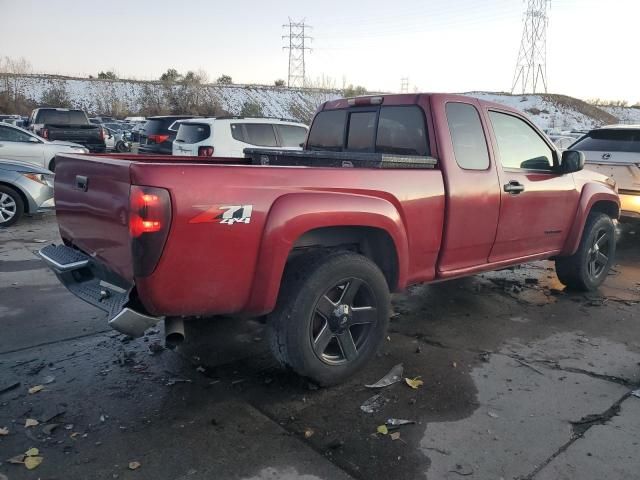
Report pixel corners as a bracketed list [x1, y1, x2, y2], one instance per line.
[489, 111, 554, 170]
[376, 106, 428, 156]
[239, 124, 278, 147]
[275, 125, 307, 147]
[0, 126, 33, 142]
[446, 103, 490, 170]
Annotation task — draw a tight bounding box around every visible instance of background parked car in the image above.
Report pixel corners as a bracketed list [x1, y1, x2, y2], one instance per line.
[27, 108, 106, 153]
[0, 159, 54, 227]
[173, 117, 308, 157]
[104, 127, 131, 152]
[572, 125, 640, 222]
[549, 135, 577, 150]
[138, 115, 198, 154]
[0, 123, 88, 171]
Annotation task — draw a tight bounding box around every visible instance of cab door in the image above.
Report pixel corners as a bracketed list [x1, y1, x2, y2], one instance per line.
[486, 110, 579, 262]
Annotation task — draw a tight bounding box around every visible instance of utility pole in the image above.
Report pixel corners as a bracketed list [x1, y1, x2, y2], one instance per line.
[283, 18, 312, 88]
[400, 77, 409, 93]
[511, 0, 550, 94]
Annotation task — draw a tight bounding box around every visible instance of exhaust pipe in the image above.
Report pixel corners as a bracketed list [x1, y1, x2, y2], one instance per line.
[164, 317, 185, 346]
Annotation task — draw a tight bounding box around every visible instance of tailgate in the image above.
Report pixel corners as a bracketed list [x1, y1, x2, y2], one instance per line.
[54, 154, 134, 282]
[48, 124, 101, 143]
[584, 152, 640, 192]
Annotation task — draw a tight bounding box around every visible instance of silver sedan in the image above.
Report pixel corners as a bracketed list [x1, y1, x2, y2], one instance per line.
[0, 159, 54, 227]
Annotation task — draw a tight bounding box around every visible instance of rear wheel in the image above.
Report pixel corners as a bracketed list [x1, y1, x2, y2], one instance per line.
[555, 212, 616, 291]
[48, 158, 56, 172]
[0, 185, 24, 227]
[268, 251, 390, 386]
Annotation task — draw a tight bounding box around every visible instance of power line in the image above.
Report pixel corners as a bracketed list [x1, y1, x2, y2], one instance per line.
[511, 0, 550, 94]
[282, 18, 312, 88]
[400, 77, 409, 93]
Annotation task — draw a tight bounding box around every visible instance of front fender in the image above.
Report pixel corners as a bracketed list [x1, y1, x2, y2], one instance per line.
[561, 182, 620, 256]
[244, 192, 409, 315]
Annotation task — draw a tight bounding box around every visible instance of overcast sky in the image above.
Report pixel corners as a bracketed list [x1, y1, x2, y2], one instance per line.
[1, 0, 637, 102]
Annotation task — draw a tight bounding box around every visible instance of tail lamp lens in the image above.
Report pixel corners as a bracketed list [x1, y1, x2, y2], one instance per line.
[198, 146, 214, 156]
[41, 128, 49, 139]
[148, 134, 169, 143]
[129, 186, 172, 276]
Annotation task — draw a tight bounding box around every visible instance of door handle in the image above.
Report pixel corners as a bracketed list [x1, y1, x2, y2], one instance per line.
[504, 180, 525, 194]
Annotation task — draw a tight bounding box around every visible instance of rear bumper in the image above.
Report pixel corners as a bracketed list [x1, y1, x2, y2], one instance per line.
[620, 192, 640, 221]
[38, 244, 161, 337]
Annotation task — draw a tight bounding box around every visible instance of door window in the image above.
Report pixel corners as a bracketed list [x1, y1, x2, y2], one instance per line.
[446, 103, 490, 170]
[275, 125, 307, 147]
[489, 111, 554, 171]
[231, 123, 278, 147]
[0, 125, 35, 142]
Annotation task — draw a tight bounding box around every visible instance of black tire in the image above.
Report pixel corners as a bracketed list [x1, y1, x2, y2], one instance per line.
[0, 185, 25, 227]
[48, 158, 55, 172]
[555, 212, 616, 291]
[268, 251, 391, 386]
[116, 141, 129, 153]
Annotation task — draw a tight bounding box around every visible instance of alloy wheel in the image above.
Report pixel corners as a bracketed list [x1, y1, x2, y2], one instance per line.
[587, 228, 610, 278]
[309, 277, 378, 365]
[0, 192, 17, 224]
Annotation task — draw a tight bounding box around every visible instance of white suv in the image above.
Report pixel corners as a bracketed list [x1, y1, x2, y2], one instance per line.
[172, 117, 308, 157]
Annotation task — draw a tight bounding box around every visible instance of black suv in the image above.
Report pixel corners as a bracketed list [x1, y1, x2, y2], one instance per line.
[138, 115, 198, 155]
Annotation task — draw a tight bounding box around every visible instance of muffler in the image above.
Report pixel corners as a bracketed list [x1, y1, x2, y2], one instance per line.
[164, 317, 185, 346]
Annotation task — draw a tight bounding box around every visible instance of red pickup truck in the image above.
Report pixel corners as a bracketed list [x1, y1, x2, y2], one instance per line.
[40, 93, 619, 385]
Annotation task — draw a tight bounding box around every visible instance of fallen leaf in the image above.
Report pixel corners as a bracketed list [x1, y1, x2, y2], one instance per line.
[129, 461, 141, 470]
[487, 411, 499, 419]
[25, 447, 40, 457]
[0, 426, 8, 435]
[70, 432, 80, 439]
[25, 456, 43, 470]
[28, 385, 44, 394]
[452, 362, 457, 368]
[377, 425, 389, 435]
[25, 418, 39, 428]
[304, 428, 314, 439]
[390, 431, 401, 440]
[7, 454, 25, 464]
[404, 377, 424, 389]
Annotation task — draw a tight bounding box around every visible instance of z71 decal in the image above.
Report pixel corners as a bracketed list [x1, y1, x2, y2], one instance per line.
[189, 205, 253, 225]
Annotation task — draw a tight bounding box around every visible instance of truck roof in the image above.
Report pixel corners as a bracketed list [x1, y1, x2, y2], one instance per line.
[321, 93, 522, 116]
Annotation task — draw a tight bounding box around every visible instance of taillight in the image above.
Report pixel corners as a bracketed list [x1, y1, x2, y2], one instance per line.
[41, 128, 49, 139]
[129, 186, 172, 276]
[198, 146, 214, 156]
[148, 134, 169, 143]
[99, 127, 105, 140]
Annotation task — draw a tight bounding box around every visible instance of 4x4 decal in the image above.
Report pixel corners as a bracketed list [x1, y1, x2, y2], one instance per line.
[189, 205, 253, 225]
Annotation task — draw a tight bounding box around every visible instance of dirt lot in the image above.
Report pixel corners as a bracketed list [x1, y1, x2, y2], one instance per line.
[1, 214, 639, 480]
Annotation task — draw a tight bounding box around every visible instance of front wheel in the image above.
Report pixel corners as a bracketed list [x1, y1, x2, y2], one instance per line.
[555, 212, 616, 291]
[0, 185, 25, 227]
[268, 251, 390, 386]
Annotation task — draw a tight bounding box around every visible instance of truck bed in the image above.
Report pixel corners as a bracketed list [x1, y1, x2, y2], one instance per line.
[53, 153, 446, 317]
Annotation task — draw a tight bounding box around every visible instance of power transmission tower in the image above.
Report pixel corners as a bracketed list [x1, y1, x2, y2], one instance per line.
[400, 77, 409, 93]
[511, 0, 550, 94]
[283, 18, 312, 88]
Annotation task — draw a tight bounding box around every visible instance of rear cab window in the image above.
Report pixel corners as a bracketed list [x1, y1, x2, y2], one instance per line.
[35, 109, 88, 125]
[176, 123, 211, 143]
[307, 105, 429, 156]
[571, 129, 640, 153]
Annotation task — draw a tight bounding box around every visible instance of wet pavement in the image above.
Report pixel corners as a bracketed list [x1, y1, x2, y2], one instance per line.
[1, 214, 639, 480]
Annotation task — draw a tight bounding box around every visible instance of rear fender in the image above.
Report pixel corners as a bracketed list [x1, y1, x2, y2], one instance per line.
[561, 183, 620, 256]
[245, 192, 408, 315]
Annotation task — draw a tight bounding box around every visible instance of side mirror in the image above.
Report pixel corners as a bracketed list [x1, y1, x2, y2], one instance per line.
[560, 150, 585, 173]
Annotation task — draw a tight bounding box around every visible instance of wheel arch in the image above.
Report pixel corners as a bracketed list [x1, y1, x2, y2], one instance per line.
[244, 192, 409, 315]
[561, 183, 620, 256]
